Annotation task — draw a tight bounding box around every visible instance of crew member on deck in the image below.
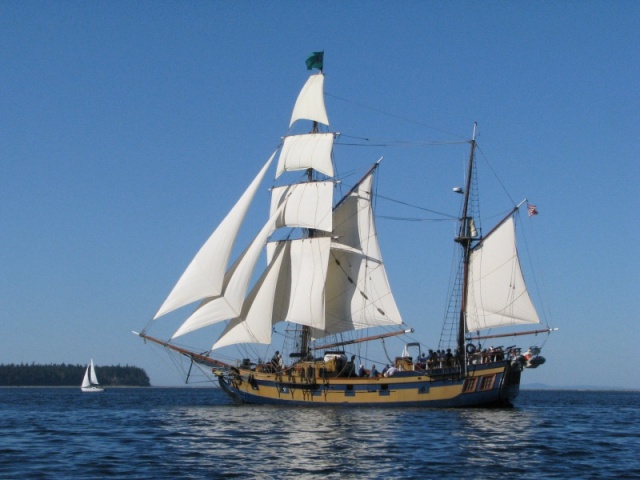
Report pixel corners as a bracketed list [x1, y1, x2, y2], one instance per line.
[384, 365, 398, 377]
[271, 351, 283, 371]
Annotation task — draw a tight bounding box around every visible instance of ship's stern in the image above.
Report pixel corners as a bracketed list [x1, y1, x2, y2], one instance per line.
[499, 361, 523, 406]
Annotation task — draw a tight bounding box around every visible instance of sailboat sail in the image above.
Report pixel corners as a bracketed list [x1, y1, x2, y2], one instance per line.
[89, 359, 100, 385]
[213, 242, 288, 349]
[279, 237, 332, 331]
[171, 201, 287, 338]
[276, 133, 335, 178]
[213, 236, 332, 348]
[323, 172, 402, 336]
[270, 181, 334, 232]
[465, 216, 540, 332]
[289, 73, 329, 127]
[154, 152, 277, 319]
[81, 367, 91, 388]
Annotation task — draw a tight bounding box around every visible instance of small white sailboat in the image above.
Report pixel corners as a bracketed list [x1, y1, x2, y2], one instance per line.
[81, 359, 104, 392]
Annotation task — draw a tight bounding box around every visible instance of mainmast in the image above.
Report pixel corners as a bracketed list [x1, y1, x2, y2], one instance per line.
[456, 123, 478, 355]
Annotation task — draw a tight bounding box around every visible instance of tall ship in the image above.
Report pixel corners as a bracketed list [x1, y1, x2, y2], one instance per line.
[135, 53, 554, 407]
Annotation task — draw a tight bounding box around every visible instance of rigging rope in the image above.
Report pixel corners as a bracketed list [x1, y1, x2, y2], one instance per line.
[380, 338, 394, 366]
[326, 92, 468, 140]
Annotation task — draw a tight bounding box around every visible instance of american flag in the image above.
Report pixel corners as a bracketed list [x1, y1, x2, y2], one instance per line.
[528, 204, 539, 217]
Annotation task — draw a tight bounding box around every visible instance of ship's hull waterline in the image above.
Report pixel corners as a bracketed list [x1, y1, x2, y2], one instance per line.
[217, 361, 522, 407]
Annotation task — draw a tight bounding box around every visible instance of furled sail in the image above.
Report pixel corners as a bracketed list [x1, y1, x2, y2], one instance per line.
[289, 73, 329, 127]
[154, 152, 276, 319]
[323, 173, 402, 336]
[270, 181, 334, 233]
[275, 133, 335, 178]
[465, 216, 540, 331]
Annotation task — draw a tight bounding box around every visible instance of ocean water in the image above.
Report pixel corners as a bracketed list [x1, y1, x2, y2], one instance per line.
[0, 388, 638, 479]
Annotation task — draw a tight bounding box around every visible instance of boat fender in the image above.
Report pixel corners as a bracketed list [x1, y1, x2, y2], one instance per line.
[466, 343, 477, 355]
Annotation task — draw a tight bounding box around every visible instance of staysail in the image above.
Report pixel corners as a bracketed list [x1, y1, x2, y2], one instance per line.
[154, 152, 277, 319]
[323, 172, 403, 336]
[465, 216, 540, 332]
[171, 201, 288, 338]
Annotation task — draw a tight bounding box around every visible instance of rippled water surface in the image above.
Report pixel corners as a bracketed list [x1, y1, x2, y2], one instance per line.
[1, 388, 638, 479]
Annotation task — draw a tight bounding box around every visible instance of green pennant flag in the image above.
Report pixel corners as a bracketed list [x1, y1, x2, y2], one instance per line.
[305, 51, 324, 71]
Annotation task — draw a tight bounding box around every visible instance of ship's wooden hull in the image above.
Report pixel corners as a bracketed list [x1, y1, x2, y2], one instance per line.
[217, 361, 521, 408]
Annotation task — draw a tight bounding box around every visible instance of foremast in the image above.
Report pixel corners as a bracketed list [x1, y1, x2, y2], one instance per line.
[298, 121, 320, 358]
[296, 53, 324, 358]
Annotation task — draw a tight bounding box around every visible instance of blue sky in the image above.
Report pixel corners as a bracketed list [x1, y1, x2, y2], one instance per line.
[1, 2, 638, 388]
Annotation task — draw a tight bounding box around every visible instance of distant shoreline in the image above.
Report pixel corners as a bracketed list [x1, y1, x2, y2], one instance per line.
[0, 364, 150, 387]
[522, 385, 638, 392]
[2, 385, 636, 392]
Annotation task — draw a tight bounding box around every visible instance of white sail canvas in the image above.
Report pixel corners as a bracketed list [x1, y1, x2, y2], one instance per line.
[154, 152, 276, 319]
[465, 217, 540, 332]
[276, 133, 334, 178]
[172, 201, 287, 338]
[324, 173, 402, 335]
[289, 73, 329, 127]
[270, 181, 333, 233]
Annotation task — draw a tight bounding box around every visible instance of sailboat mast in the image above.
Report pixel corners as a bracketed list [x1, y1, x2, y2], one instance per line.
[298, 120, 320, 358]
[457, 123, 477, 355]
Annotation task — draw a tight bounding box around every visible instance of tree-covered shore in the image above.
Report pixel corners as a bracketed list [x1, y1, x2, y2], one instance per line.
[0, 363, 151, 387]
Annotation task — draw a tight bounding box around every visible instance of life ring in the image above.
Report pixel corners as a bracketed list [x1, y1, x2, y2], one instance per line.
[466, 343, 477, 355]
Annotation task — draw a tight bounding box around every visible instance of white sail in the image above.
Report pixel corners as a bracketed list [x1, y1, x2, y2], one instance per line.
[275, 133, 335, 178]
[89, 359, 99, 384]
[323, 173, 402, 336]
[81, 366, 91, 388]
[270, 181, 334, 233]
[465, 216, 540, 331]
[154, 152, 276, 319]
[171, 201, 287, 338]
[281, 237, 331, 330]
[212, 242, 288, 349]
[213, 237, 331, 348]
[289, 73, 329, 127]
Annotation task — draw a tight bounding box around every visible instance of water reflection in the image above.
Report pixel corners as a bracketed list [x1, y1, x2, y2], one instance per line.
[454, 408, 538, 472]
[158, 401, 533, 478]
[163, 405, 408, 478]
[2, 389, 638, 479]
